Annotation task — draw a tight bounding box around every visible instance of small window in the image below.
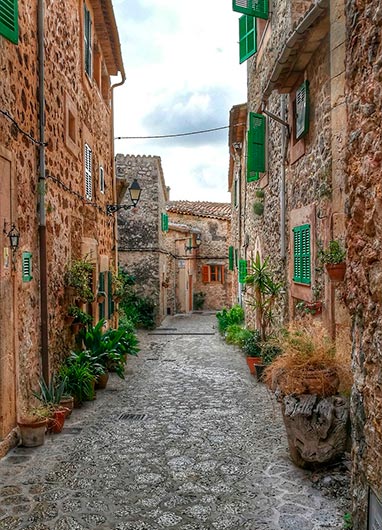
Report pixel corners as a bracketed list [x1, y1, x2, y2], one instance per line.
[99, 166, 105, 194]
[202, 265, 225, 284]
[84, 3, 92, 77]
[293, 224, 311, 284]
[0, 0, 18, 44]
[68, 109, 76, 144]
[295, 80, 310, 140]
[84, 143, 92, 200]
[22, 252, 32, 282]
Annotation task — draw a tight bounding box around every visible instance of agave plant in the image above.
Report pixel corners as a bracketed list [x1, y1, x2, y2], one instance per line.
[32, 375, 67, 406]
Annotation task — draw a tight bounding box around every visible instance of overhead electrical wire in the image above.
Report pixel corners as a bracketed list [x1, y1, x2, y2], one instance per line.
[115, 122, 246, 140]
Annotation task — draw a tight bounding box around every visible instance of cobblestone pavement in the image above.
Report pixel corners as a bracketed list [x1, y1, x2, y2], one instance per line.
[0, 313, 349, 530]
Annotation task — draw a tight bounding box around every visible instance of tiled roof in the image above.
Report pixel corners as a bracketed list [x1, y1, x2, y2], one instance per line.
[167, 201, 231, 220]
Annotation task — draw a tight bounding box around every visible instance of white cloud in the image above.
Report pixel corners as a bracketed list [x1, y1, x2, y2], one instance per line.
[113, 0, 246, 203]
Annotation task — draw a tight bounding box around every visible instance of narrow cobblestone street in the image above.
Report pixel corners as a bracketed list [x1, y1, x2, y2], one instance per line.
[0, 314, 348, 530]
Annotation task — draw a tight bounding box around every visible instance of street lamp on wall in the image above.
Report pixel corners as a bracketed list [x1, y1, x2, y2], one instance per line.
[106, 179, 142, 215]
[3, 222, 20, 271]
[185, 233, 202, 253]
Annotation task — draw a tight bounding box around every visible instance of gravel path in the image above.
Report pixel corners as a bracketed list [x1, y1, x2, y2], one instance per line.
[0, 313, 348, 529]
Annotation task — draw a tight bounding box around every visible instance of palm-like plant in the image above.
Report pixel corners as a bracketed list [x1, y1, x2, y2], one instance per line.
[244, 255, 283, 342]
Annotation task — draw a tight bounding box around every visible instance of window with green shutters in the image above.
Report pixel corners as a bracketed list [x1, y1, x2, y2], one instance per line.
[239, 259, 247, 283]
[0, 0, 18, 44]
[98, 271, 106, 320]
[22, 252, 32, 282]
[247, 112, 266, 180]
[293, 224, 311, 284]
[233, 0, 269, 19]
[239, 15, 256, 64]
[229, 246, 234, 271]
[295, 80, 310, 140]
[235, 249, 239, 269]
[161, 213, 169, 232]
[84, 3, 92, 77]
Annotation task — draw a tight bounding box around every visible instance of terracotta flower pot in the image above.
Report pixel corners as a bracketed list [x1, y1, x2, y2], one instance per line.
[18, 419, 47, 447]
[95, 372, 109, 390]
[59, 396, 74, 418]
[246, 356, 262, 375]
[274, 367, 340, 398]
[48, 408, 66, 434]
[325, 262, 346, 282]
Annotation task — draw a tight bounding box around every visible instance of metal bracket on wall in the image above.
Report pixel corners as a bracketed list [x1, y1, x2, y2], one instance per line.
[261, 103, 290, 136]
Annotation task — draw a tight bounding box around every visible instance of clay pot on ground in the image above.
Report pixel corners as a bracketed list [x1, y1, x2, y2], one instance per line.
[48, 408, 66, 434]
[59, 396, 74, 418]
[18, 418, 47, 447]
[272, 367, 340, 398]
[246, 356, 262, 375]
[95, 372, 109, 390]
[325, 262, 346, 282]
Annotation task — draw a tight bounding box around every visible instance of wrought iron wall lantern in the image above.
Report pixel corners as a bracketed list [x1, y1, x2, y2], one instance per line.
[185, 233, 202, 252]
[3, 222, 20, 271]
[106, 179, 142, 215]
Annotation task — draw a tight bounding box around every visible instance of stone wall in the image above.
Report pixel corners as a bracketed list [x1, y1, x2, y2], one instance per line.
[0, 0, 119, 438]
[116, 154, 170, 324]
[345, 1, 382, 527]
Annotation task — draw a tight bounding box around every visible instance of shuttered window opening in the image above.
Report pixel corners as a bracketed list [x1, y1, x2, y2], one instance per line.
[293, 224, 311, 284]
[98, 271, 106, 319]
[99, 166, 105, 193]
[107, 271, 114, 318]
[247, 112, 266, 180]
[229, 246, 234, 271]
[84, 143, 92, 200]
[233, 0, 269, 19]
[296, 80, 310, 140]
[239, 15, 256, 64]
[0, 0, 18, 44]
[161, 213, 169, 232]
[202, 265, 225, 284]
[22, 252, 32, 282]
[239, 259, 247, 283]
[84, 3, 92, 77]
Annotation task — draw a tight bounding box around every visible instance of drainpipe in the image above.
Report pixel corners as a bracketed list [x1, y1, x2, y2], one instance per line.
[38, 0, 49, 383]
[110, 69, 126, 283]
[280, 95, 287, 260]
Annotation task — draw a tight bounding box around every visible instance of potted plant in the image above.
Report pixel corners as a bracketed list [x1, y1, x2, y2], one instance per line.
[319, 240, 346, 281]
[65, 256, 95, 302]
[242, 329, 262, 375]
[253, 341, 282, 382]
[111, 270, 125, 302]
[32, 376, 68, 433]
[264, 319, 352, 468]
[17, 406, 51, 447]
[58, 353, 96, 407]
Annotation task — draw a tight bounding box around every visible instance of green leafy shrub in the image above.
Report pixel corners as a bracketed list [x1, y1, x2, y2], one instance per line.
[216, 305, 244, 334]
[58, 355, 95, 404]
[65, 257, 94, 303]
[225, 325, 252, 346]
[193, 291, 206, 310]
[253, 202, 264, 216]
[318, 240, 346, 264]
[242, 330, 262, 357]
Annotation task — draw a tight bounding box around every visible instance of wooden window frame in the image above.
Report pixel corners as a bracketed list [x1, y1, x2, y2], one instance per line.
[202, 265, 225, 284]
[84, 2, 92, 79]
[84, 143, 93, 201]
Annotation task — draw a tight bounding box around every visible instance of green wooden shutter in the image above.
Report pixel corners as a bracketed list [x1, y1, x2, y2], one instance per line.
[161, 213, 169, 232]
[233, 0, 269, 19]
[293, 225, 311, 284]
[235, 249, 239, 268]
[108, 271, 114, 317]
[247, 112, 266, 179]
[229, 246, 234, 271]
[0, 0, 18, 44]
[99, 272, 105, 320]
[296, 80, 310, 140]
[239, 15, 256, 64]
[239, 260, 247, 283]
[22, 252, 32, 282]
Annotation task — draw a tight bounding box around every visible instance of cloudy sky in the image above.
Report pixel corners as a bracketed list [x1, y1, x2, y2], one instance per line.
[112, 0, 247, 203]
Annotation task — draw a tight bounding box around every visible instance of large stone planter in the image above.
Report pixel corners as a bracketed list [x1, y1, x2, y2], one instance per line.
[282, 394, 350, 469]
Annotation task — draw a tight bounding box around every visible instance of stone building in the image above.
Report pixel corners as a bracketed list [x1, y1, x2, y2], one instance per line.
[0, 0, 124, 450]
[345, 1, 382, 527]
[167, 201, 232, 312]
[228, 0, 349, 336]
[115, 153, 232, 318]
[116, 154, 172, 324]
